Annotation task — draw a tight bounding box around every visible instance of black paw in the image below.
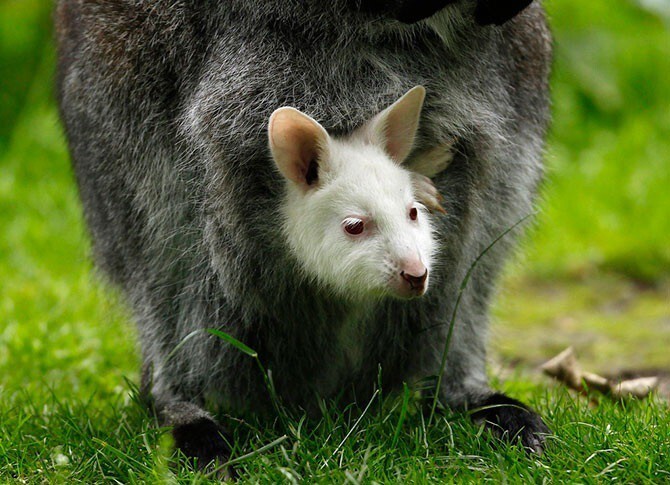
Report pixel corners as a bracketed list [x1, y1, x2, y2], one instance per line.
[172, 417, 235, 478]
[471, 393, 550, 454]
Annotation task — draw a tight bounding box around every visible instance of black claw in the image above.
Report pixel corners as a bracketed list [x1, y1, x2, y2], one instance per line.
[528, 436, 543, 455]
[471, 393, 550, 454]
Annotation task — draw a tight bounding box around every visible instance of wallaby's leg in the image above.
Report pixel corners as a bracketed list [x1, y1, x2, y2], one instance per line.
[443, 347, 549, 453]
[427, 337, 549, 454]
[470, 393, 549, 454]
[160, 401, 234, 474]
[141, 367, 234, 475]
[411, 295, 549, 454]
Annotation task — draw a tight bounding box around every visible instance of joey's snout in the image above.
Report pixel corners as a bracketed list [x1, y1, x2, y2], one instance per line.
[401, 268, 427, 289]
[394, 258, 429, 298]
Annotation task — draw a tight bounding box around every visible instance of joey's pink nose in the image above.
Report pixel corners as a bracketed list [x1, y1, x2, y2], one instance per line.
[393, 259, 428, 298]
[400, 265, 428, 294]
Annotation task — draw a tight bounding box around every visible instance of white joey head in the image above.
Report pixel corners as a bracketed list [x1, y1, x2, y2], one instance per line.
[268, 86, 448, 301]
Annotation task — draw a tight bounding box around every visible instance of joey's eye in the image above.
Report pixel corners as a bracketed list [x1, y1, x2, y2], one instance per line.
[409, 207, 418, 221]
[343, 218, 365, 236]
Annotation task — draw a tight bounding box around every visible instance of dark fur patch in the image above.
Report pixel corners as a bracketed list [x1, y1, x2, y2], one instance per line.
[352, 0, 532, 25]
[475, 0, 534, 26]
[396, 0, 458, 23]
[471, 393, 550, 454]
[172, 417, 233, 474]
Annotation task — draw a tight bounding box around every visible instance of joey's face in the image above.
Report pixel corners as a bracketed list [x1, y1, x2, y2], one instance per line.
[268, 86, 446, 301]
[282, 144, 436, 300]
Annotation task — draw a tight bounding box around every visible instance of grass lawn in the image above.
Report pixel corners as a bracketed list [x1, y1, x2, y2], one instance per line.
[1, 0, 669, 482]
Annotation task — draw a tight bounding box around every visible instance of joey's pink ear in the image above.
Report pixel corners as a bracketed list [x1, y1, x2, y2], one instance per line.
[268, 107, 330, 188]
[365, 85, 426, 163]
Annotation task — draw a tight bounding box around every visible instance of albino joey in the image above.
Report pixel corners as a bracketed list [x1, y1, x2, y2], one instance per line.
[269, 86, 446, 301]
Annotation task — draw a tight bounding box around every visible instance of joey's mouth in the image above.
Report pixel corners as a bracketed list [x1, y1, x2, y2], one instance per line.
[393, 287, 428, 300]
[388, 272, 429, 300]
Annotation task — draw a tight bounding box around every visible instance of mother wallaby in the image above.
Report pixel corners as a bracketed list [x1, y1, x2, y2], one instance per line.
[56, 0, 552, 467]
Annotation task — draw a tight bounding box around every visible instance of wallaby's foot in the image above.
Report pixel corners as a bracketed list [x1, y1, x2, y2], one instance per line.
[411, 173, 446, 214]
[408, 140, 456, 213]
[172, 416, 235, 479]
[407, 141, 456, 178]
[471, 393, 550, 454]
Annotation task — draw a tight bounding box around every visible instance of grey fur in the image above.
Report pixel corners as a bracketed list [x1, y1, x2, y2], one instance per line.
[56, 0, 552, 459]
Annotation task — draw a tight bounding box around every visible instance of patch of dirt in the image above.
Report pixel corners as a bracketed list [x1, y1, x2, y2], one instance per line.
[493, 271, 670, 377]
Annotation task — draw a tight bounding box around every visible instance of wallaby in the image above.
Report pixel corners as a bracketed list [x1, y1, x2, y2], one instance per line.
[55, 0, 552, 469]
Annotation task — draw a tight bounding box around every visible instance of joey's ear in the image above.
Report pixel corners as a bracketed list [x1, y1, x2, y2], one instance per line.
[268, 107, 330, 188]
[474, 0, 533, 26]
[364, 85, 426, 163]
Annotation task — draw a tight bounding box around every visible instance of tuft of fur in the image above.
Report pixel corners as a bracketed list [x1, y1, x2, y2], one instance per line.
[56, 0, 553, 464]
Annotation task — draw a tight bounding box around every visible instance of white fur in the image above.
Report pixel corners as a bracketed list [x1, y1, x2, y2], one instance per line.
[283, 139, 436, 299]
[269, 87, 446, 301]
[266, 88, 447, 392]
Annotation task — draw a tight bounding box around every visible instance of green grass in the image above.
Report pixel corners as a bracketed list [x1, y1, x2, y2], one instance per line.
[530, 0, 670, 281]
[2, 383, 670, 483]
[1, 0, 669, 482]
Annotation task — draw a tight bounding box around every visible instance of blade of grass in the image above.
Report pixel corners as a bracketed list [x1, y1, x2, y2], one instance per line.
[392, 383, 411, 447]
[428, 214, 534, 426]
[320, 389, 380, 470]
[207, 328, 290, 427]
[205, 434, 289, 478]
[206, 328, 258, 358]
